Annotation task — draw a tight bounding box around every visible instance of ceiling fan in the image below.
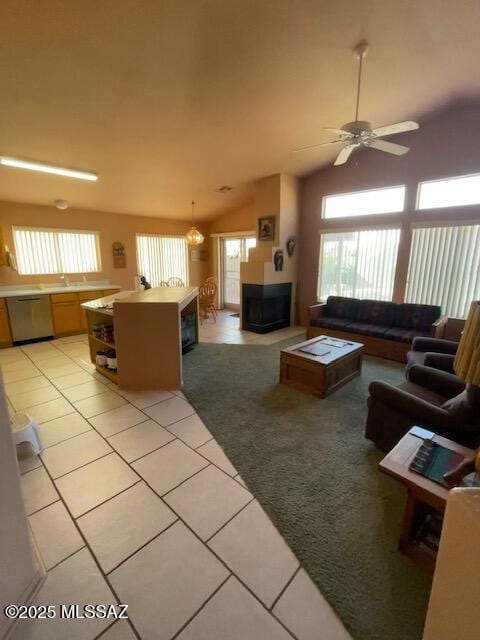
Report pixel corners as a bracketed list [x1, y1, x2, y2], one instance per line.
[294, 42, 419, 166]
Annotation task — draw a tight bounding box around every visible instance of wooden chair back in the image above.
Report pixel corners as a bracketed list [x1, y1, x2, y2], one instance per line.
[168, 277, 185, 287]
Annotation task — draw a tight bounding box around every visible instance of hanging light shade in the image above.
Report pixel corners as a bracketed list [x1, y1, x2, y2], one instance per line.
[185, 200, 204, 246]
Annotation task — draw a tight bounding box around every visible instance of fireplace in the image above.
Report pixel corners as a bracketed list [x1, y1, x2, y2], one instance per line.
[242, 283, 292, 333]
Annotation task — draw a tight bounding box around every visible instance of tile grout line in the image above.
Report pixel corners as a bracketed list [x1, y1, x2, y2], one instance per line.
[269, 564, 301, 612]
[168, 574, 232, 640]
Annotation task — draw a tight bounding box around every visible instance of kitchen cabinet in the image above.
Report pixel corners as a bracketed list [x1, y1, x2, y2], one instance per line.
[102, 289, 120, 297]
[51, 293, 81, 336]
[0, 299, 12, 347]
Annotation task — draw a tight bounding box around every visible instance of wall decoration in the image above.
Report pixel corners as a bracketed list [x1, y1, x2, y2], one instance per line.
[286, 237, 296, 257]
[258, 215, 276, 241]
[112, 242, 126, 268]
[274, 249, 284, 271]
[190, 249, 209, 262]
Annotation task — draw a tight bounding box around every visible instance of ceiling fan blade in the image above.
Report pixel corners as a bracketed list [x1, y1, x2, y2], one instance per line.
[371, 120, 419, 138]
[368, 139, 410, 155]
[323, 128, 354, 138]
[334, 145, 356, 166]
[293, 139, 343, 153]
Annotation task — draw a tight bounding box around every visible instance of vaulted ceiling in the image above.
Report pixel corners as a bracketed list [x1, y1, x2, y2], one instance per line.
[0, 0, 479, 220]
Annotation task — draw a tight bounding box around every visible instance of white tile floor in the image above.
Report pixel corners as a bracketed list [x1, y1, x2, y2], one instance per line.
[3, 323, 351, 640]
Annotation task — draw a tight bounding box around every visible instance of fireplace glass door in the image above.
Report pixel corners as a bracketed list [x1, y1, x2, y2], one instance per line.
[222, 236, 256, 308]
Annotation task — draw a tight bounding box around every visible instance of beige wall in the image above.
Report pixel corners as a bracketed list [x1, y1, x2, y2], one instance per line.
[208, 202, 255, 235]
[0, 201, 209, 290]
[0, 373, 42, 639]
[298, 98, 480, 325]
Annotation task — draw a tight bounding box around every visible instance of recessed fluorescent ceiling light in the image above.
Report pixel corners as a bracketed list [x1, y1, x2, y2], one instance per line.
[0, 156, 98, 182]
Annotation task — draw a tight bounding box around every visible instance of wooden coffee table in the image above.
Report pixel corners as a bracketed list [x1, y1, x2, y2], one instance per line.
[279, 335, 364, 397]
[379, 428, 474, 570]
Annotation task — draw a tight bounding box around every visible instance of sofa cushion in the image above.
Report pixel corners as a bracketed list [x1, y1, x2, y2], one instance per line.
[346, 321, 390, 338]
[384, 327, 431, 343]
[311, 316, 353, 331]
[397, 381, 446, 406]
[394, 303, 441, 330]
[325, 296, 359, 320]
[356, 300, 396, 326]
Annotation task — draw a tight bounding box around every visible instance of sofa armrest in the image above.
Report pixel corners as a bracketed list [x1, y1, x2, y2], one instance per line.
[407, 364, 465, 398]
[412, 337, 459, 354]
[423, 352, 456, 373]
[308, 302, 327, 323]
[368, 380, 450, 425]
[431, 315, 448, 338]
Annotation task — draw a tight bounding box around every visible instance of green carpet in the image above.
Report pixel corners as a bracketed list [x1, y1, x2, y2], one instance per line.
[183, 338, 432, 640]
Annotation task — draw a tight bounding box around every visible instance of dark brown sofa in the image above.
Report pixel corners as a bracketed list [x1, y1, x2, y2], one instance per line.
[308, 296, 447, 362]
[365, 364, 480, 451]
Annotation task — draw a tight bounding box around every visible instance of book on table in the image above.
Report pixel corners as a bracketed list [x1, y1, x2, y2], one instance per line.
[409, 440, 465, 487]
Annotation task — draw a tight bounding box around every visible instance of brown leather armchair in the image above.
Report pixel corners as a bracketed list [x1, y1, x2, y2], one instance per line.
[365, 364, 480, 451]
[406, 337, 459, 374]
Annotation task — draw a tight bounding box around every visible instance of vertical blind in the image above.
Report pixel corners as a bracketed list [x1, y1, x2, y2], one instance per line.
[13, 227, 100, 274]
[406, 225, 480, 318]
[136, 234, 188, 287]
[318, 228, 401, 301]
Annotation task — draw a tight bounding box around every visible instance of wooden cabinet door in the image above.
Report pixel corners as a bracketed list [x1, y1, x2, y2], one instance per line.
[0, 300, 12, 346]
[52, 301, 81, 336]
[102, 289, 120, 297]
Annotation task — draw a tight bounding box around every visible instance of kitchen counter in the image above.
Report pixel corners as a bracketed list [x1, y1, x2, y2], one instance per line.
[0, 282, 121, 298]
[80, 290, 135, 316]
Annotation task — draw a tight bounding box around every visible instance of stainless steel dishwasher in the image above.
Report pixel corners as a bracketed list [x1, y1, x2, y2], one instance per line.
[7, 295, 54, 343]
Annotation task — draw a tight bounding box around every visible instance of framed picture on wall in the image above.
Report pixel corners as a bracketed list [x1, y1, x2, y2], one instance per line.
[258, 215, 275, 241]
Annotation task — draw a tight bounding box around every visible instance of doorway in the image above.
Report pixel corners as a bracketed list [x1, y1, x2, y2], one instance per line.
[222, 236, 256, 309]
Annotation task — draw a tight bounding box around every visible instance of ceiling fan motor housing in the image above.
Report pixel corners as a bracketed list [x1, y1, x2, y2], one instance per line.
[342, 120, 371, 135]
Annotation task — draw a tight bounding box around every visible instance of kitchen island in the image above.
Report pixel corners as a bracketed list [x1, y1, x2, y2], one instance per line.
[82, 287, 199, 390]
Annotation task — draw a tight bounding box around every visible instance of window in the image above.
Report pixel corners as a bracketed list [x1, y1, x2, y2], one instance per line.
[136, 234, 188, 287]
[323, 185, 405, 219]
[406, 225, 480, 318]
[417, 173, 480, 210]
[318, 228, 400, 301]
[13, 227, 100, 275]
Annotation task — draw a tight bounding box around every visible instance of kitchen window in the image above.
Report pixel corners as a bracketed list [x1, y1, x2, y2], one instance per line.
[13, 227, 100, 275]
[318, 228, 401, 301]
[136, 234, 188, 287]
[323, 185, 405, 219]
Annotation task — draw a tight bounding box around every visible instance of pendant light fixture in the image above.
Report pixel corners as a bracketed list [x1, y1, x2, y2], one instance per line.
[185, 200, 204, 246]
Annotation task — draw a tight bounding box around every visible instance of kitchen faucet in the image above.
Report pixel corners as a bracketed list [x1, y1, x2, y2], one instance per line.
[60, 275, 70, 286]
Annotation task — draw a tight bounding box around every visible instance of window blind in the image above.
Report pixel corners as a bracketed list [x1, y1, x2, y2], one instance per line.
[406, 225, 480, 318]
[136, 234, 188, 287]
[13, 227, 100, 275]
[318, 228, 400, 301]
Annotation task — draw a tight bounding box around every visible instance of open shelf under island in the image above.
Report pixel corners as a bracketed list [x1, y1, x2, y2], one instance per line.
[81, 287, 199, 390]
